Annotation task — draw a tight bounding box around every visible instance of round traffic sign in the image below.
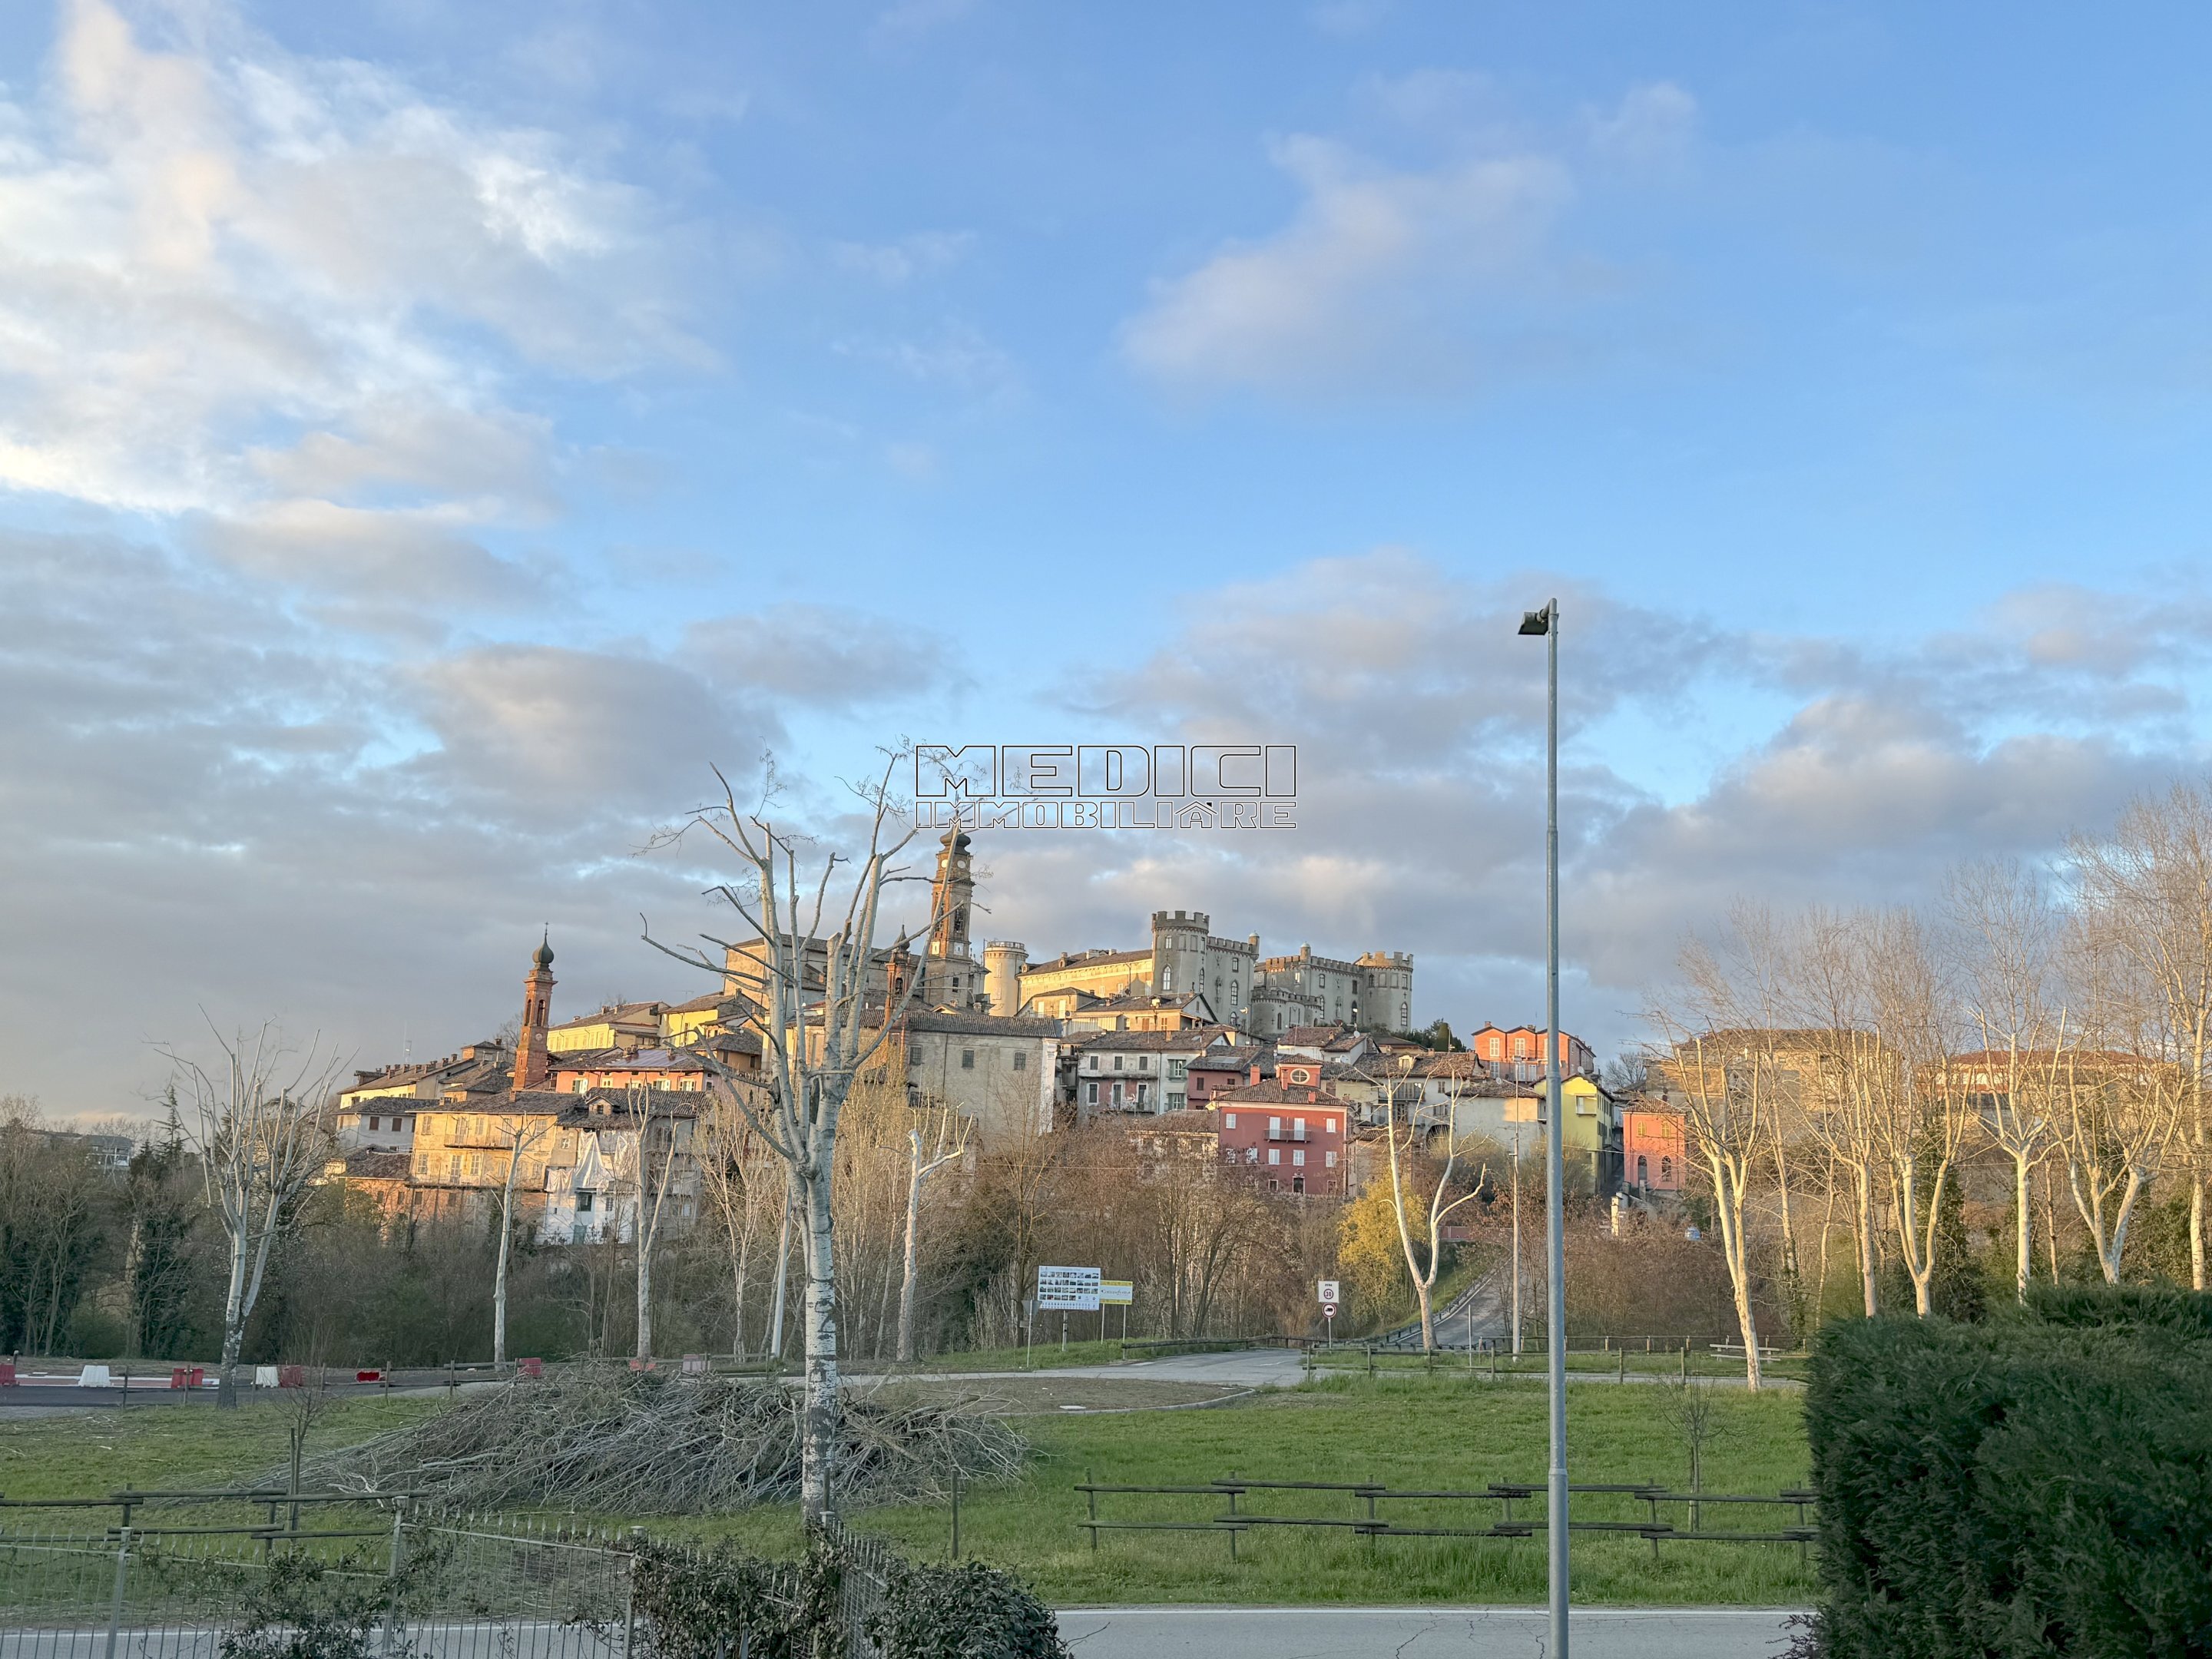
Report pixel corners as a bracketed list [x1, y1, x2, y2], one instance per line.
[1322, 1302, 1338, 1319]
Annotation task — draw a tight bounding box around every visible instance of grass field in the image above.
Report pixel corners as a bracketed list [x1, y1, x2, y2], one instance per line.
[674, 1374, 1816, 1606]
[0, 1396, 442, 1502]
[0, 1373, 1814, 1606]
[1303, 1348, 1813, 1384]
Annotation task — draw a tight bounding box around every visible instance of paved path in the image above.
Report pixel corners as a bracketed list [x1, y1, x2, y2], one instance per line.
[1057, 1604, 1805, 1659]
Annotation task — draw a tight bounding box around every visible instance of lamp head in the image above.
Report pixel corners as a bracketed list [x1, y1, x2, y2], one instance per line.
[1518, 605, 1552, 637]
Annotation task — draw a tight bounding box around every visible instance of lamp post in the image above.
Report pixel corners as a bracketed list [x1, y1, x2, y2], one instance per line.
[1518, 597, 1568, 1658]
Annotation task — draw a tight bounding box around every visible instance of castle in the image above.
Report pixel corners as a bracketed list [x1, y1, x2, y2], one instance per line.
[994, 909, 1413, 1037]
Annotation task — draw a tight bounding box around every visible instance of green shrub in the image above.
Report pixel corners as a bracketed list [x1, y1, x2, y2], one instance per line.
[631, 1528, 1067, 1659]
[1804, 1285, 2212, 1657]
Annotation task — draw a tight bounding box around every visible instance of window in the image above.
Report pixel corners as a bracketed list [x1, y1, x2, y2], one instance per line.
[1111, 1082, 1124, 1106]
[1293, 1117, 1306, 1137]
[367, 1115, 379, 1131]
[1013, 1051, 1026, 1072]
[1224, 1113, 1237, 1128]
[447, 1155, 461, 1178]
[1135, 1083, 1150, 1105]
[1660, 1156, 1673, 1184]
[1268, 1116, 1281, 1135]
[1167, 1058, 1187, 1079]
[1085, 1082, 1098, 1105]
[1325, 1151, 1337, 1168]
[1246, 1147, 1259, 1164]
[1161, 969, 1171, 990]
[961, 1048, 975, 1069]
[1636, 1154, 1648, 1185]
[578, 1191, 594, 1213]
[1138, 1055, 1151, 1071]
[1267, 1147, 1280, 1165]
[1292, 1176, 1305, 1194]
[1292, 1149, 1306, 1167]
[1326, 1117, 1337, 1132]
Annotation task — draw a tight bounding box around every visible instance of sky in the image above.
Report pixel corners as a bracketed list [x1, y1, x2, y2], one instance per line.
[5, 0, 2212, 1117]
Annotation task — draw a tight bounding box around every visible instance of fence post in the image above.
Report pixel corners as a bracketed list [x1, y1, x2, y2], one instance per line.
[950, 1467, 962, 1561]
[383, 1498, 408, 1657]
[623, 1525, 644, 1659]
[103, 1525, 131, 1659]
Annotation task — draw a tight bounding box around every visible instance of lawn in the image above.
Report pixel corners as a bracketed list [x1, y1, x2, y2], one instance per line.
[0, 1396, 442, 1502]
[0, 1375, 1814, 1607]
[671, 1374, 1816, 1607]
[1303, 1348, 1813, 1384]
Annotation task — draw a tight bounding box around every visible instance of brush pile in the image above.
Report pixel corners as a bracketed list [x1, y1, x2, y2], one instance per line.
[285, 1368, 1026, 1515]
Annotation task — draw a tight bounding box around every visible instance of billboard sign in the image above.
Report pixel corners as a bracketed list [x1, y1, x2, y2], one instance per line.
[1038, 1266, 1103, 1311]
[1100, 1280, 1134, 1305]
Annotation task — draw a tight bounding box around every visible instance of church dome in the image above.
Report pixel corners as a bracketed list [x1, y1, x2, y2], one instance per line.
[533, 932, 555, 969]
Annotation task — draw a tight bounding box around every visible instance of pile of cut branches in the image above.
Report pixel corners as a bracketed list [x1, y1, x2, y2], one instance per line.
[277, 1368, 1025, 1515]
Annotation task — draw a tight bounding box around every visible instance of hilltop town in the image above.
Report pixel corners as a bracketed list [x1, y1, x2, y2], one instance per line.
[326, 826, 1665, 1241]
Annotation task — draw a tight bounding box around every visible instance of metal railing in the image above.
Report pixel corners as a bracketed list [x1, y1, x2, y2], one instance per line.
[1074, 1473, 1817, 1563]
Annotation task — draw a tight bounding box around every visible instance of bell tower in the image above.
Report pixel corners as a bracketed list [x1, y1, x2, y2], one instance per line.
[923, 828, 983, 1010]
[512, 932, 556, 1092]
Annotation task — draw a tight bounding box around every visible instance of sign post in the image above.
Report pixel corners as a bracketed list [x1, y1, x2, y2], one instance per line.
[1101, 1280, 1134, 1344]
[1022, 1296, 1035, 1369]
[1318, 1280, 1339, 1343]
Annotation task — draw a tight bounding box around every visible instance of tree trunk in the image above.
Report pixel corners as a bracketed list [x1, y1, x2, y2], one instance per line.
[637, 1240, 654, 1362]
[493, 1177, 518, 1366]
[799, 1162, 841, 1524]
[2194, 1166, 2206, 1293]
[217, 1228, 250, 1409]
[897, 1131, 924, 1363]
[1855, 1167, 1878, 1317]
[768, 1190, 793, 1361]
[2013, 1151, 2032, 1304]
[1714, 1161, 1763, 1392]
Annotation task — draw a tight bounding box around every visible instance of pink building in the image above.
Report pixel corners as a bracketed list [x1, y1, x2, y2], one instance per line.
[1212, 1081, 1347, 1197]
[1621, 1101, 1685, 1194]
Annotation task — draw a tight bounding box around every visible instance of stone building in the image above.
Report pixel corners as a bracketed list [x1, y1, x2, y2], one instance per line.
[1006, 907, 1410, 1037]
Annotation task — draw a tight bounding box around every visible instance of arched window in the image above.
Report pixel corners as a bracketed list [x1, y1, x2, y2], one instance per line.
[1660, 1156, 1673, 1184]
[1636, 1154, 1648, 1186]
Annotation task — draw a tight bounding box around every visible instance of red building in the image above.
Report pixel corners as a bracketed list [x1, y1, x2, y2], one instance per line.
[1468, 1024, 1596, 1080]
[1621, 1101, 1685, 1194]
[1212, 1081, 1347, 1197]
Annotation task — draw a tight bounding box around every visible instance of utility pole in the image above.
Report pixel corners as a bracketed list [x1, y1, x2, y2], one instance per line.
[1520, 596, 1570, 1659]
[1510, 1125, 1523, 1357]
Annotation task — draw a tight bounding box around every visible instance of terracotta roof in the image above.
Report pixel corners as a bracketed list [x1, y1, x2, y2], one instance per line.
[1125, 1110, 1220, 1134]
[1279, 1025, 1356, 1046]
[1025, 948, 1150, 972]
[898, 1010, 1060, 1038]
[1214, 1080, 1339, 1106]
[1078, 1028, 1232, 1052]
[338, 1149, 413, 1181]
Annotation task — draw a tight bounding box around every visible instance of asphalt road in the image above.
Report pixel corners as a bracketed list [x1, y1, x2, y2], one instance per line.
[1057, 1604, 1806, 1659]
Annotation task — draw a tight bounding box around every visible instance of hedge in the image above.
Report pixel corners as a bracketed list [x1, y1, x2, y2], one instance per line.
[1803, 1285, 2212, 1657]
[630, 1527, 1068, 1659]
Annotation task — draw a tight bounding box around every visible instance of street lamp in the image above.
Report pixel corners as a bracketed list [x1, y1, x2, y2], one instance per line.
[1518, 598, 1568, 1659]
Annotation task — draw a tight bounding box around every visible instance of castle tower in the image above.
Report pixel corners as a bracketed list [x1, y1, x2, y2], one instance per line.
[1151, 909, 1208, 1002]
[983, 940, 1028, 1018]
[512, 932, 556, 1092]
[923, 827, 983, 1009]
[1355, 950, 1416, 1034]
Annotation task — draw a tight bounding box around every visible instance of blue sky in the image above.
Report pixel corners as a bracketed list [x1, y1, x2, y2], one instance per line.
[4, 0, 2211, 1113]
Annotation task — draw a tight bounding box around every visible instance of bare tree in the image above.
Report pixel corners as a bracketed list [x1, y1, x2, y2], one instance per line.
[492, 1112, 554, 1366]
[644, 756, 944, 1522]
[2071, 786, 2212, 1290]
[1946, 859, 2061, 1303]
[167, 1024, 339, 1409]
[897, 1101, 971, 1363]
[2049, 926, 2183, 1281]
[622, 1084, 689, 1363]
[696, 1084, 780, 1357]
[1648, 906, 1786, 1390]
[1784, 907, 1888, 1318]
[1382, 1081, 1481, 1351]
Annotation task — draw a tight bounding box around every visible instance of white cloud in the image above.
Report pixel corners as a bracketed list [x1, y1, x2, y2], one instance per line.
[832, 230, 974, 285]
[1586, 81, 1698, 174]
[1121, 134, 1575, 396]
[0, 0, 699, 603]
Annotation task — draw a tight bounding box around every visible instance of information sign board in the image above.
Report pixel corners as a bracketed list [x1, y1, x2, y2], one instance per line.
[1317, 1279, 1340, 1304]
[1100, 1280, 1134, 1305]
[1038, 1265, 1103, 1311]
